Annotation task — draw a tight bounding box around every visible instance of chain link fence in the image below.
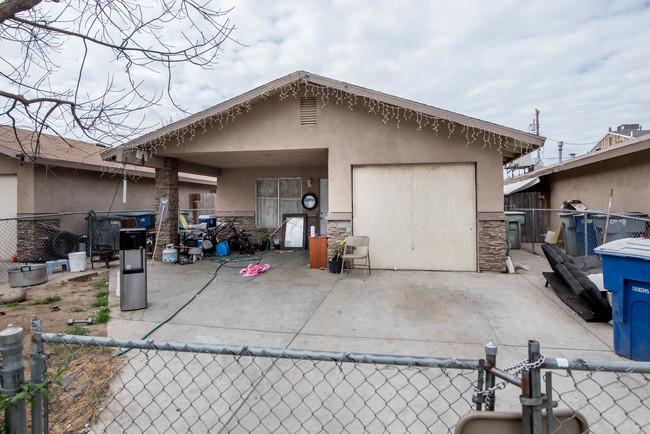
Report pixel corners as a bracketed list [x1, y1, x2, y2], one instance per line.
[2, 323, 650, 433]
[40, 332, 480, 433]
[0, 211, 161, 283]
[0, 209, 242, 283]
[507, 209, 650, 256]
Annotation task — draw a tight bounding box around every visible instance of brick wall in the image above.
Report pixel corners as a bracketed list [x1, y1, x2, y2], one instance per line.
[478, 219, 507, 272]
[154, 158, 179, 259]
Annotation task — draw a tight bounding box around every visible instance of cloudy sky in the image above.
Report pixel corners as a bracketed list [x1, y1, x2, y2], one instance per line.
[160, 0, 648, 166]
[6, 0, 650, 167]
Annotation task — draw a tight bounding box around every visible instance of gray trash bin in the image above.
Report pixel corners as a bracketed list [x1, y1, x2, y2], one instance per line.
[560, 213, 581, 257]
[505, 211, 525, 250]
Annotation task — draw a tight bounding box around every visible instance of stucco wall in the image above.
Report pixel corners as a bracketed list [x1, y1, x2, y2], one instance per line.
[547, 150, 650, 214]
[0, 155, 35, 214]
[7, 164, 214, 214]
[161, 90, 505, 216]
[217, 166, 327, 213]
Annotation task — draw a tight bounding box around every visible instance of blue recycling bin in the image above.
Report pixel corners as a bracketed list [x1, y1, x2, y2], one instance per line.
[574, 213, 597, 256]
[595, 238, 650, 361]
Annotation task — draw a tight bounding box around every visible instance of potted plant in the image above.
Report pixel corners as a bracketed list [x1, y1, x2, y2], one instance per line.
[258, 228, 270, 251]
[328, 238, 346, 274]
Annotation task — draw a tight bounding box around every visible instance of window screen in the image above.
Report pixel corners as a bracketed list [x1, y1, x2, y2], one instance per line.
[256, 178, 301, 227]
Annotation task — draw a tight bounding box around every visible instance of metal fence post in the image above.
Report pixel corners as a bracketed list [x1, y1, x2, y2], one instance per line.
[531, 210, 536, 253]
[484, 339, 498, 411]
[584, 211, 589, 256]
[521, 340, 544, 434]
[0, 324, 28, 434]
[30, 319, 47, 434]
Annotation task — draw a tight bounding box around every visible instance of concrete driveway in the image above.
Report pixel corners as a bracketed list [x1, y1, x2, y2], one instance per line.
[108, 248, 619, 365]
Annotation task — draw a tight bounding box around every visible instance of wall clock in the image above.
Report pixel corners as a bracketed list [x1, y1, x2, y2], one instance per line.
[301, 193, 318, 210]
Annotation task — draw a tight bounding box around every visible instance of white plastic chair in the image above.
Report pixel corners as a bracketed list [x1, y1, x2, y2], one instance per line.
[339, 236, 371, 280]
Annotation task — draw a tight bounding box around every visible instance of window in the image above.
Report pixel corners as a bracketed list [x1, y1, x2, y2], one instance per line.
[256, 178, 302, 227]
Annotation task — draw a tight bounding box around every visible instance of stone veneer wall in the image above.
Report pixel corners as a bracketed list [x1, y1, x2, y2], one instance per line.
[478, 219, 507, 272]
[154, 158, 179, 259]
[326, 220, 351, 258]
[17, 218, 61, 262]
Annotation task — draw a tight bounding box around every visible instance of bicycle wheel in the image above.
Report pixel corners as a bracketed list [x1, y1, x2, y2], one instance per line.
[239, 237, 255, 255]
[228, 236, 241, 252]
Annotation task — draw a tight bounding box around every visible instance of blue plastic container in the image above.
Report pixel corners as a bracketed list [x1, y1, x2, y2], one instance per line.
[216, 240, 230, 257]
[198, 215, 217, 228]
[596, 238, 650, 361]
[119, 213, 155, 229]
[574, 213, 597, 256]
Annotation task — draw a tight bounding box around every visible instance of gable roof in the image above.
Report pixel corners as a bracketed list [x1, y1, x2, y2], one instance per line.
[0, 125, 216, 185]
[505, 133, 650, 186]
[103, 71, 545, 164]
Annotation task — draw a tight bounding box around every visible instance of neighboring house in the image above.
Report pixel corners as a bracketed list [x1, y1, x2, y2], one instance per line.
[103, 71, 544, 272]
[0, 126, 217, 262]
[505, 134, 650, 214]
[0, 125, 217, 215]
[591, 124, 650, 153]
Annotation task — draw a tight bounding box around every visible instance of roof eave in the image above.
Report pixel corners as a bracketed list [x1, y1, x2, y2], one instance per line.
[109, 70, 545, 160]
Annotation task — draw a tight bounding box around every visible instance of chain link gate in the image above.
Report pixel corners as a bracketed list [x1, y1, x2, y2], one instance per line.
[3, 322, 650, 433]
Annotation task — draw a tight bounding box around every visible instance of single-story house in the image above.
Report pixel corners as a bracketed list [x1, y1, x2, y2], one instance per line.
[505, 133, 650, 215]
[0, 125, 217, 261]
[103, 71, 544, 272]
[0, 125, 217, 216]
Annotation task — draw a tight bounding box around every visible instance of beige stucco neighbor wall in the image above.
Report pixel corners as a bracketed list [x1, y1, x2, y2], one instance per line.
[546, 151, 650, 214]
[0, 160, 214, 214]
[0, 155, 36, 214]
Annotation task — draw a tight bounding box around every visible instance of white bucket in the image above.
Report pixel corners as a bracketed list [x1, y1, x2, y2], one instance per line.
[68, 251, 86, 272]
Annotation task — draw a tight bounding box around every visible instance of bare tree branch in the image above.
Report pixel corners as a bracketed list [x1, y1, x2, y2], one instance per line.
[1, 0, 236, 156]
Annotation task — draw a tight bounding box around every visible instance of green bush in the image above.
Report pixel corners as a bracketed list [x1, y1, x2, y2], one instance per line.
[94, 308, 111, 324]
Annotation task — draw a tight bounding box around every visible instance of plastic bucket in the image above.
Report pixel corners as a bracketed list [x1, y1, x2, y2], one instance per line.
[68, 251, 87, 272]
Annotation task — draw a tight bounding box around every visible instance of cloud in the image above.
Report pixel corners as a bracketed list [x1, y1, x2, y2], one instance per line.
[5, 0, 649, 163]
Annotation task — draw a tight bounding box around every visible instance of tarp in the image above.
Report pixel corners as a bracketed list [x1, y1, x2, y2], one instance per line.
[504, 177, 540, 195]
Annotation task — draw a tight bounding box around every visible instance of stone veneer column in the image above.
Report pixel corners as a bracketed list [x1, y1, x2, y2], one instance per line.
[326, 220, 351, 257]
[154, 158, 179, 259]
[478, 218, 507, 272]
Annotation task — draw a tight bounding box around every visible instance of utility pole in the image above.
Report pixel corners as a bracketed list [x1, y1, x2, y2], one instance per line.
[535, 109, 541, 164]
[558, 141, 564, 163]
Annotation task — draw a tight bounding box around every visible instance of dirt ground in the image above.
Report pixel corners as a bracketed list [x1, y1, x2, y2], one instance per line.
[0, 271, 109, 368]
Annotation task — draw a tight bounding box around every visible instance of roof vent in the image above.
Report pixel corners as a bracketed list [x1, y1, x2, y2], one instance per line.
[300, 97, 317, 125]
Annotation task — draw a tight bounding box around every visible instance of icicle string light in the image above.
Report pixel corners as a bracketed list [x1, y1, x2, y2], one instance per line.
[122, 76, 535, 164]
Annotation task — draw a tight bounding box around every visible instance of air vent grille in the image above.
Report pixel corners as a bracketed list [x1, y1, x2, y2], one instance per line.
[300, 97, 317, 125]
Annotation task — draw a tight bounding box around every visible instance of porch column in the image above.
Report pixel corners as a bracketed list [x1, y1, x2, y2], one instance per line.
[154, 157, 179, 259]
[478, 213, 507, 272]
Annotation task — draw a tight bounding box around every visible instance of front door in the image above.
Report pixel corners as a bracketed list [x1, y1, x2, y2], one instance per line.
[319, 178, 328, 234]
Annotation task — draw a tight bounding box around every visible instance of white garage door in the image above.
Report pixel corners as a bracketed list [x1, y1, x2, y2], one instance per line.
[353, 164, 476, 271]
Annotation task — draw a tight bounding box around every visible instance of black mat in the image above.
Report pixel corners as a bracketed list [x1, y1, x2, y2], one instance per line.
[543, 272, 610, 322]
